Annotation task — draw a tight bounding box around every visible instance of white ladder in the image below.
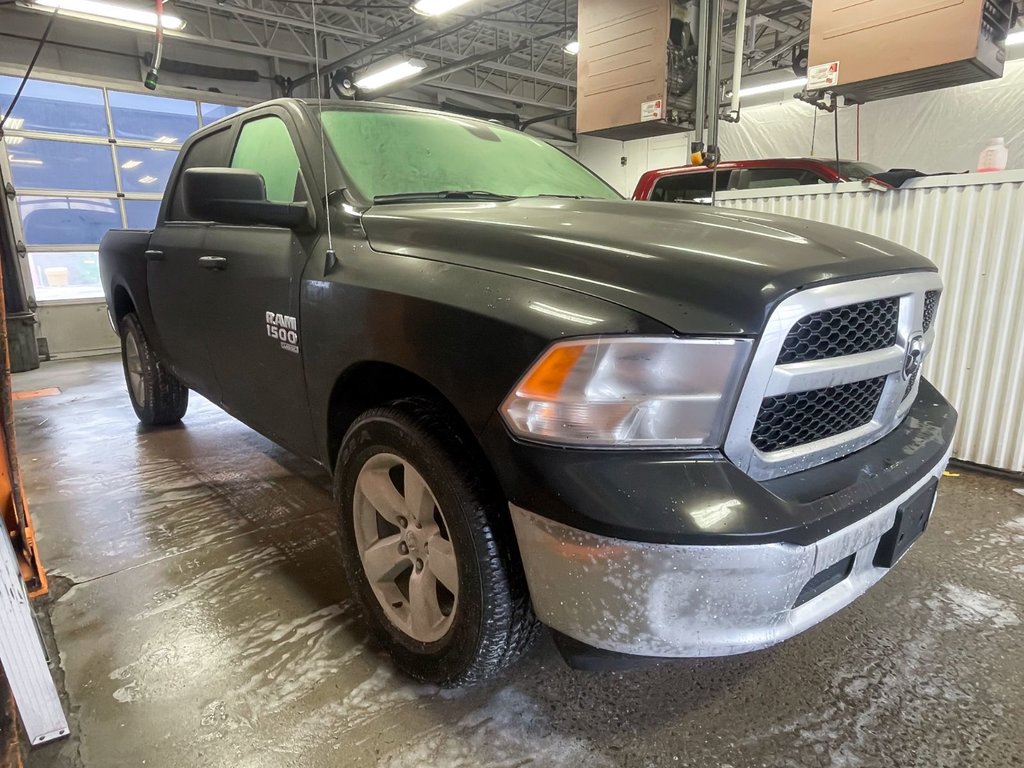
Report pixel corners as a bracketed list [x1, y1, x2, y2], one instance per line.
[0, 528, 68, 745]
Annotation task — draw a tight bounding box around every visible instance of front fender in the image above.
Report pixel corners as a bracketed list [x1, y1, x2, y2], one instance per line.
[300, 246, 672, 467]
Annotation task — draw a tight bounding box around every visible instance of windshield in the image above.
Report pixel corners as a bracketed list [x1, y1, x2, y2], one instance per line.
[320, 109, 620, 203]
[837, 161, 884, 180]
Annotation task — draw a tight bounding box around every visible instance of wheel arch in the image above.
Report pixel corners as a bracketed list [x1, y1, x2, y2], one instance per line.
[111, 282, 137, 326]
[324, 360, 499, 487]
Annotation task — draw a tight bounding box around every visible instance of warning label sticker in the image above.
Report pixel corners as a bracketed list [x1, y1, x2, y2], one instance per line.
[640, 99, 664, 122]
[807, 61, 840, 90]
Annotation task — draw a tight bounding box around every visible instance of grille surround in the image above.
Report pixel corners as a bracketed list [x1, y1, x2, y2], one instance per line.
[777, 298, 899, 365]
[724, 272, 943, 481]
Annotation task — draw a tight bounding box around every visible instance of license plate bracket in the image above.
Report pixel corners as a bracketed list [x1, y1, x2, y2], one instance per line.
[873, 478, 938, 568]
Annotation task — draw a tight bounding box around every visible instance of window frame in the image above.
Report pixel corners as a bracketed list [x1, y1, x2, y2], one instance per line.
[162, 123, 238, 224]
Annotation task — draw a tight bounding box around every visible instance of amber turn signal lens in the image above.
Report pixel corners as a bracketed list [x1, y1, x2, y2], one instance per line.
[517, 343, 584, 400]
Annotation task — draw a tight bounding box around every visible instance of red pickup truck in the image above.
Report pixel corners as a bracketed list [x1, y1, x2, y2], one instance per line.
[633, 158, 884, 203]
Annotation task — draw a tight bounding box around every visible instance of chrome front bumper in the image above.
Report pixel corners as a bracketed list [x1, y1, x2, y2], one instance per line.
[510, 445, 952, 658]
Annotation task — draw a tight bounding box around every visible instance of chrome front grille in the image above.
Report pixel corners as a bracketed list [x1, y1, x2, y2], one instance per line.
[725, 272, 944, 481]
[752, 377, 887, 453]
[777, 298, 899, 364]
[923, 290, 941, 333]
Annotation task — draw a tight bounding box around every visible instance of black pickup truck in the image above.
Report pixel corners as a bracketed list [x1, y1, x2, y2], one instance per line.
[99, 98, 956, 686]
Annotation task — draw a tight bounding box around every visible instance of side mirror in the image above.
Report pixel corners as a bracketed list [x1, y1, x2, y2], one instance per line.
[182, 168, 312, 229]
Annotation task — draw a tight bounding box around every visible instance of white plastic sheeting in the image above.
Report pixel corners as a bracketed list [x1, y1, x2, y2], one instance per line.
[578, 58, 1024, 197]
[715, 58, 1024, 176]
[715, 170, 1024, 473]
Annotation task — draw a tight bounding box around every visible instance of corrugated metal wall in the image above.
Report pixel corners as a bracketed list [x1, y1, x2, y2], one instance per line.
[717, 172, 1024, 473]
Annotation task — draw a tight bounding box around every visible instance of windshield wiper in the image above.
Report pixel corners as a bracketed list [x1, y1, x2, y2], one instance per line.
[372, 190, 516, 205]
[527, 193, 594, 199]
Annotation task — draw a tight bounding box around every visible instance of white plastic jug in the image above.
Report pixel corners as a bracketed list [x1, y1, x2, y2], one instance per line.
[978, 137, 1009, 173]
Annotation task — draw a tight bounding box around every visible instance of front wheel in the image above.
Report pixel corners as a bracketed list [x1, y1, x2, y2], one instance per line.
[119, 312, 188, 426]
[335, 398, 538, 686]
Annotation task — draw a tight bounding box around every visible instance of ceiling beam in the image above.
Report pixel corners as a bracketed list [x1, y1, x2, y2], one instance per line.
[177, 0, 574, 89]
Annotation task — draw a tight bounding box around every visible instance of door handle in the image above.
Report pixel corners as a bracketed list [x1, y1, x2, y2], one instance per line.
[198, 255, 228, 270]
[145, 249, 164, 262]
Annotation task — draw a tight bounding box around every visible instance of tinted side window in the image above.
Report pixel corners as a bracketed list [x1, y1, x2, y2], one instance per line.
[231, 116, 306, 203]
[651, 171, 731, 203]
[166, 127, 233, 221]
[745, 168, 819, 189]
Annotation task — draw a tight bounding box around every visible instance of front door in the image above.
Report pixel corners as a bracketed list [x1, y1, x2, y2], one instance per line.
[146, 123, 236, 400]
[201, 111, 316, 455]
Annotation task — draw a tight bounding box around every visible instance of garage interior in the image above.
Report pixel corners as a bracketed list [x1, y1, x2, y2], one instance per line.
[1, 0, 1023, 766]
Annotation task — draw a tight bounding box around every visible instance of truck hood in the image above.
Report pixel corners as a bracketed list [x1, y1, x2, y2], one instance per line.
[361, 198, 936, 335]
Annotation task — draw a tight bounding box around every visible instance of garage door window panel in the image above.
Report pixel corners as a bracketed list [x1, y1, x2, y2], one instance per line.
[117, 146, 179, 194]
[0, 74, 246, 304]
[108, 91, 199, 143]
[0, 76, 108, 137]
[7, 138, 117, 192]
[27, 251, 104, 301]
[124, 200, 162, 229]
[201, 103, 242, 125]
[230, 116, 306, 203]
[17, 196, 122, 246]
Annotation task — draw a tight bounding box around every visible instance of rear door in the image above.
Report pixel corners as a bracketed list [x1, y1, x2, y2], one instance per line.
[147, 124, 235, 399]
[199, 108, 317, 455]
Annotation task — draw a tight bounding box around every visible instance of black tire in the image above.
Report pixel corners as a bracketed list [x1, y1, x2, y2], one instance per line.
[119, 312, 188, 426]
[335, 397, 538, 686]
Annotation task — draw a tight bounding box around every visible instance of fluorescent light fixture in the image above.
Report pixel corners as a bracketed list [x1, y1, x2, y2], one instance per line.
[738, 77, 808, 98]
[9, 157, 43, 165]
[412, 0, 473, 16]
[138, 175, 158, 184]
[564, 40, 580, 55]
[121, 160, 142, 169]
[1008, 30, 1024, 47]
[3, 137, 25, 145]
[30, 0, 185, 30]
[354, 59, 426, 91]
[153, 135, 177, 144]
[6, 118, 24, 129]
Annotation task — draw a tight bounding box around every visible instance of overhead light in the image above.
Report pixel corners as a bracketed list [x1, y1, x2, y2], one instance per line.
[4, 137, 25, 145]
[5, 118, 24, 129]
[411, 0, 473, 16]
[29, 0, 185, 30]
[738, 77, 808, 98]
[1008, 30, 1024, 47]
[564, 40, 580, 55]
[121, 160, 142, 169]
[138, 175, 158, 184]
[354, 59, 426, 91]
[153, 136, 177, 144]
[9, 157, 43, 165]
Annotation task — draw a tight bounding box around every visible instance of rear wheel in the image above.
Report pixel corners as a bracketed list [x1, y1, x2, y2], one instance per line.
[335, 398, 538, 686]
[119, 313, 188, 426]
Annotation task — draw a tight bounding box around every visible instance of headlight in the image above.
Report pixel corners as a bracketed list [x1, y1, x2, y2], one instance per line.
[500, 336, 752, 448]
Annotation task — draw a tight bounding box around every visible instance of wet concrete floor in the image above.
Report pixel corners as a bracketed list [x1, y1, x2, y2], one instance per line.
[11, 355, 1024, 767]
